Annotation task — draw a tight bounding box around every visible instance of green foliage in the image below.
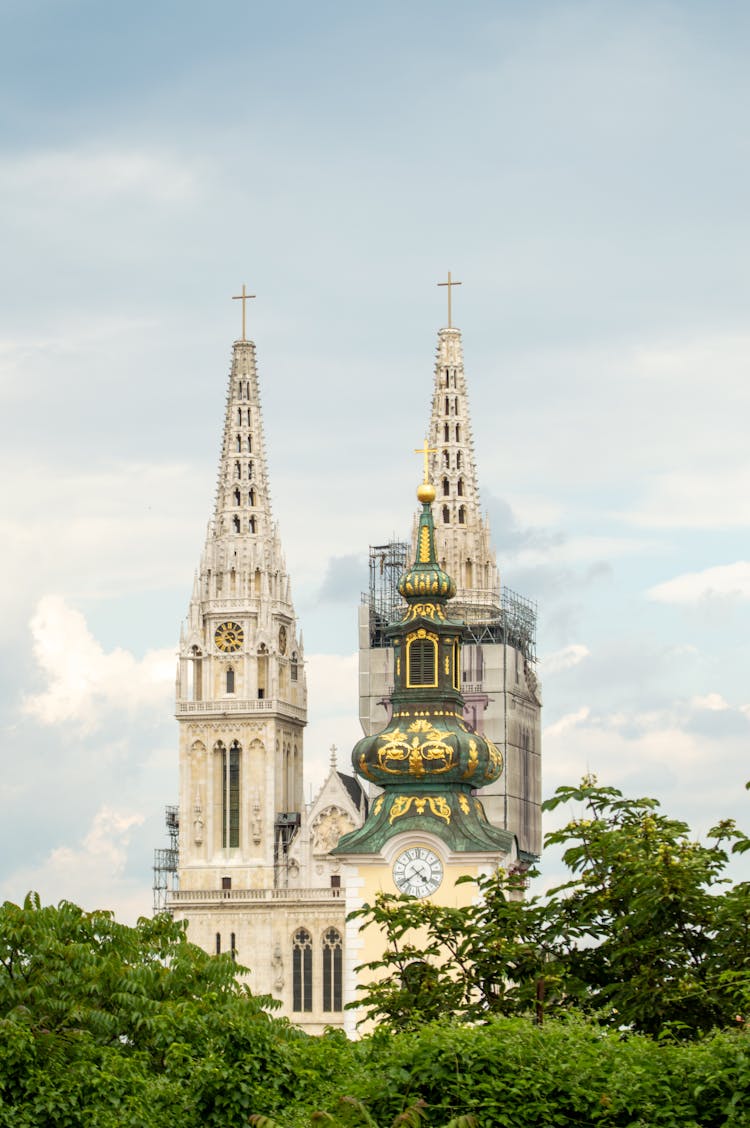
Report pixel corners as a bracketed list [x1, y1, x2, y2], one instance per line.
[349, 868, 558, 1029]
[352, 778, 750, 1038]
[544, 777, 750, 1035]
[0, 893, 300, 1127]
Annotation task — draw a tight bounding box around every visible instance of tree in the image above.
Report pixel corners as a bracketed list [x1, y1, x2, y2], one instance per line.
[0, 894, 299, 1127]
[351, 778, 750, 1037]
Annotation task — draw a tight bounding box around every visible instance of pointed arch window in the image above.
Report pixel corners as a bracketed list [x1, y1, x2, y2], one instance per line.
[444, 396, 450, 415]
[247, 460, 253, 479]
[442, 505, 450, 524]
[247, 435, 252, 452]
[292, 929, 313, 1012]
[442, 477, 450, 496]
[218, 740, 241, 849]
[236, 435, 242, 452]
[232, 516, 241, 533]
[458, 505, 466, 524]
[456, 423, 461, 442]
[291, 652, 298, 681]
[234, 461, 241, 479]
[248, 488, 255, 506]
[443, 423, 449, 441]
[457, 478, 464, 496]
[226, 666, 235, 694]
[322, 928, 343, 1012]
[237, 408, 242, 425]
[442, 449, 450, 468]
[249, 516, 256, 533]
[215, 933, 221, 955]
[234, 488, 241, 505]
[456, 451, 462, 469]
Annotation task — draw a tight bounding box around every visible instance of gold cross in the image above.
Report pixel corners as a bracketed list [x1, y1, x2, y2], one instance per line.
[437, 270, 462, 328]
[232, 284, 256, 341]
[414, 437, 438, 484]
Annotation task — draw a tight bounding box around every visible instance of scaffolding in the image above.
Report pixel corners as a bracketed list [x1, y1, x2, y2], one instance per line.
[364, 540, 409, 647]
[152, 805, 179, 915]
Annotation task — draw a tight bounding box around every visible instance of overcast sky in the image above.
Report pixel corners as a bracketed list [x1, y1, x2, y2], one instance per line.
[2, 0, 749, 922]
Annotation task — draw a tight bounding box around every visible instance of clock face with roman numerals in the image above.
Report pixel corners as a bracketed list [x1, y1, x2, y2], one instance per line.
[214, 621, 244, 653]
[392, 847, 443, 898]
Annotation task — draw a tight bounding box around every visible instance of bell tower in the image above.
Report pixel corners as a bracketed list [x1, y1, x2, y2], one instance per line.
[171, 293, 307, 943]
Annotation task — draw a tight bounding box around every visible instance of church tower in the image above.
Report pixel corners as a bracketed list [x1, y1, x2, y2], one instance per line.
[337, 461, 516, 1034]
[170, 298, 309, 959]
[359, 276, 542, 859]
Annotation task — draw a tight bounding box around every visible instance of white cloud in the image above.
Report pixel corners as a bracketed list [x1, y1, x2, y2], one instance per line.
[648, 561, 750, 604]
[303, 653, 362, 794]
[541, 644, 590, 675]
[0, 147, 199, 206]
[1, 806, 146, 923]
[22, 595, 174, 731]
[691, 692, 730, 712]
[544, 705, 590, 738]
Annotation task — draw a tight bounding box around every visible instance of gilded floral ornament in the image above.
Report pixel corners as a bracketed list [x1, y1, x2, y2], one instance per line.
[389, 794, 452, 825]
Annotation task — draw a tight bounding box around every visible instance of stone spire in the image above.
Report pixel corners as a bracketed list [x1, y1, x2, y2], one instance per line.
[422, 325, 500, 619]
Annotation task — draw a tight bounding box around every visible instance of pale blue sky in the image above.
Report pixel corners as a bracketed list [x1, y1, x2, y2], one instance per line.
[1, 0, 749, 919]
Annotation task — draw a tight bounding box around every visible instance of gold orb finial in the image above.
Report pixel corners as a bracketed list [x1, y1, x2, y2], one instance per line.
[417, 481, 436, 503]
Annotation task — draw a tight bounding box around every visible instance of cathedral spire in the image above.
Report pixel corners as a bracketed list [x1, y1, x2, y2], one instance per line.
[422, 283, 500, 617]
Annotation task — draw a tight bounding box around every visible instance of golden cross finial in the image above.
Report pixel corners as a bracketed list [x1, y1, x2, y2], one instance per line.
[414, 437, 438, 484]
[437, 270, 462, 328]
[232, 283, 256, 341]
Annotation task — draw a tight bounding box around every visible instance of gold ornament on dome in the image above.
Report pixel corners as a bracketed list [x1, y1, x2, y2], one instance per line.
[461, 740, 479, 780]
[375, 721, 456, 777]
[403, 602, 445, 622]
[389, 794, 452, 825]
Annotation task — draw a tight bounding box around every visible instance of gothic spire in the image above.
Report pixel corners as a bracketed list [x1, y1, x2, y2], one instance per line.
[423, 309, 500, 616]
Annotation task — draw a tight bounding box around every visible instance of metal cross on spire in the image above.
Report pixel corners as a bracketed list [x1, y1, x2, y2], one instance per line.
[437, 270, 462, 328]
[414, 437, 438, 484]
[232, 283, 256, 342]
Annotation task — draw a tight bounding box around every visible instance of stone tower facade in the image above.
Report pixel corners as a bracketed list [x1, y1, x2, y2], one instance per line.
[168, 332, 364, 1031]
[359, 320, 542, 860]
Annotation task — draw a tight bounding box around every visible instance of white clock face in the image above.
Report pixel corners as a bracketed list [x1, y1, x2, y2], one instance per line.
[392, 847, 443, 898]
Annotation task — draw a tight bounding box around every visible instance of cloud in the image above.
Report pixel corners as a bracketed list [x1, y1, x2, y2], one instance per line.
[1, 147, 199, 206]
[544, 706, 590, 737]
[648, 561, 750, 604]
[1, 806, 146, 921]
[22, 596, 174, 731]
[541, 644, 590, 675]
[691, 692, 730, 712]
[317, 554, 367, 604]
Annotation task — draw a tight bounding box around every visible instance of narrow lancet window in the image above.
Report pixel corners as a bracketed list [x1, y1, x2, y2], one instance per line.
[442, 477, 450, 496]
[442, 505, 450, 524]
[226, 667, 235, 694]
[292, 929, 313, 1012]
[220, 740, 241, 848]
[322, 928, 343, 1012]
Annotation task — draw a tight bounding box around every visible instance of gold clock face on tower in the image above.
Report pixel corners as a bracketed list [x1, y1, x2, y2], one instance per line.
[214, 621, 244, 653]
[278, 625, 287, 655]
[392, 846, 443, 898]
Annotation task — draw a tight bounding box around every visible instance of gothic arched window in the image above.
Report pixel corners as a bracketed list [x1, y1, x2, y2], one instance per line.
[442, 477, 450, 496]
[292, 929, 313, 1012]
[443, 450, 450, 468]
[457, 478, 464, 496]
[247, 435, 252, 452]
[215, 933, 221, 955]
[233, 516, 241, 533]
[455, 423, 461, 442]
[458, 505, 466, 524]
[248, 488, 255, 506]
[247, 460, 253, 479]
[234, 488, 241, 505]
[291, 652, 298, 681]
[456, 451, 462, 469]
[234, 461, 241, 479]
[237, 408, 242, 425]
[249, 516, 256, 533]
[218, 740, 241, 849]
[322, 928, 343, 1012]
[444, 396, 450, 415]
[444, 423, 449, 441]
[236, 435, 242, 452]
[226, 667, 235, 694]
[442, 505, 450, 524]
